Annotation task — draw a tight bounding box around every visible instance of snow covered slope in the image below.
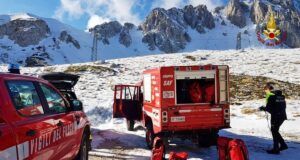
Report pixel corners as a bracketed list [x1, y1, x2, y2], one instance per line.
[1, 48, 300, 159]
[0, 13, 92, 66]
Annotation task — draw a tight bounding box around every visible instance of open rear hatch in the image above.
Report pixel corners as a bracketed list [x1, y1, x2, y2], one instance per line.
[39, 72, 80, 100]
[167, 70, 224, 130]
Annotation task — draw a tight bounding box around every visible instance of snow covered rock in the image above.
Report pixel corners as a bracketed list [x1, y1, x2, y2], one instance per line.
[250, 0, 268, 24]
[59, 31, 80, 49]
[140, 5, 214, 53]
[183, 5, 215, 30]
[250, 0, 300, 48]
[0, 18, 50, 47]
[0, 13, 92, 65]
[119, 23, 134, 48]
[225, 0, 247, 28]
[93, 21, 134, 48]
[276, 4, 300, 48]
[25, 52, 49, 67]
[140, 8, 189, 53]
[93, 21, 123, 45]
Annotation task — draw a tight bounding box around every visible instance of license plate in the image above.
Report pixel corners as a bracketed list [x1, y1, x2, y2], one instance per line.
[171, 116, 185, 122]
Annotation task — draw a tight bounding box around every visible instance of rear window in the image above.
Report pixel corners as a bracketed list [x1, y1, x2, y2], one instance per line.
[7, 81, 44, 116]
[40, 84, 67, 114]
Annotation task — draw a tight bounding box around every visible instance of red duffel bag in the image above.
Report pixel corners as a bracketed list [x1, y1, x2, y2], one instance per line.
[151, 137, 165, 160]
[217, 137, 232, 160]
[228, 139, 249, 160]
[169, 152, 188, 160]
[217, 137, 249, 160]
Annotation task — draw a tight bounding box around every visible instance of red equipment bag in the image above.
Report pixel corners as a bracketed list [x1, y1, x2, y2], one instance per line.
[204, 83, 215, 102]
[217, 137, 232, 160]
[228, 139, 249, 160]
[217, 137, 249, 160]
[189, 81, 203, 103]
[169, 152, 188, 160]
[151, 137, 165, 160]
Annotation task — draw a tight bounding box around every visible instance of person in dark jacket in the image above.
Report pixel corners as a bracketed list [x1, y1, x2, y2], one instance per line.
[259, 83, 288, 154]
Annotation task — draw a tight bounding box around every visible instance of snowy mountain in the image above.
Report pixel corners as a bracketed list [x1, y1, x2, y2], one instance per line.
[1, 48, 300, 159]
[0, 0, 300, 66]
[89, 0, 300, 58]
[0, 13, 92, 66]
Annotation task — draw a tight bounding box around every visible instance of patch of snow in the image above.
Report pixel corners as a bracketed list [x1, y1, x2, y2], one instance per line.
[10, 13, 37, 21]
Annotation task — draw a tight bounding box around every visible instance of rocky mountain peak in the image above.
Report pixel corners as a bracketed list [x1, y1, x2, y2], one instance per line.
[92, 21, 135, 47]
[225, 0, 247, 28]
[140, 5, 215, 53]
[250, 0, 300, 48]
[250, 0, 268, 24]
[0, 18, 50, 47]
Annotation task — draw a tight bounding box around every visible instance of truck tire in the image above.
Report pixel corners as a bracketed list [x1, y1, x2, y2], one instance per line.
[76, 132, 89, 160]
[145, 123, 154, 149]
[126, 119, 135, 131]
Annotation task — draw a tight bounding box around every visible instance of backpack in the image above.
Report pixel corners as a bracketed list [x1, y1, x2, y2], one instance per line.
[217, 137, 249, 160]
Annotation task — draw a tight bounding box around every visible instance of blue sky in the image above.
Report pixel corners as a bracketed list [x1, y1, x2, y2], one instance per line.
[0, 0, 226, 30]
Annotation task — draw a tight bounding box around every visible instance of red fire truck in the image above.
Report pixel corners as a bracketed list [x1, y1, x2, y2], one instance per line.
[0, 73, 91, 160]
[113, 65, 230, 148]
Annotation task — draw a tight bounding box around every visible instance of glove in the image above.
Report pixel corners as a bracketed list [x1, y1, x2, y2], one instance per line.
[259, 106, 266, 111]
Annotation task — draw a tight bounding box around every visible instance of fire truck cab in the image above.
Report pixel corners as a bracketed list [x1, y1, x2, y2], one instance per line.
[0, 73, 91, 160]
[113, 65, 230, 148]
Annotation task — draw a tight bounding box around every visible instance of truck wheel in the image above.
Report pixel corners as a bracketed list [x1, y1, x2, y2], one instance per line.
[145, 124, 154, 149]
[126, 119, 135, 131]
[76, 132, 89, 160]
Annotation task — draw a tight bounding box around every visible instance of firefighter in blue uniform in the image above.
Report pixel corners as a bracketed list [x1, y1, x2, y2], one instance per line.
[259, 83, 288, 154]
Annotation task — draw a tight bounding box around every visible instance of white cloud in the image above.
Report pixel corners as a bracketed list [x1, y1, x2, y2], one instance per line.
[106, 0, 141, 25]
[55, 0, 141, 29]
[54, 0, 84, 20]
[87, 15, 110, 29]
[152, 0, 185, 9]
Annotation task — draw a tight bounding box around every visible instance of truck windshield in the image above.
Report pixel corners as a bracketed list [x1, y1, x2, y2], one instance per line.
[176, 78, 215, 104]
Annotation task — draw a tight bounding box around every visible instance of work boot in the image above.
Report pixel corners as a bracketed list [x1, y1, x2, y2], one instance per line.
[266, 149, 280, 155]
[279, 144, 288, 151]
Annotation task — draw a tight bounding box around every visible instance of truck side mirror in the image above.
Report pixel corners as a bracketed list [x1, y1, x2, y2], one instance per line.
[71, 100, 83, 111]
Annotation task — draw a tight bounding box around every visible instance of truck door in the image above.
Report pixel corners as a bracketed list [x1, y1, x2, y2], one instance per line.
[0, 114, 18, 160]
[6, 80, 58, 160]
[38, 83, 78, 159]
[113, 85, 142, 120]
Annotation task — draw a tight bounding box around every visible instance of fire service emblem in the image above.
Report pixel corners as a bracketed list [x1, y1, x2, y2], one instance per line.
[257, 11, 287, 46]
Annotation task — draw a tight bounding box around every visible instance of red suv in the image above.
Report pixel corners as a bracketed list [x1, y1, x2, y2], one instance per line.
[0, 72, 91, 160]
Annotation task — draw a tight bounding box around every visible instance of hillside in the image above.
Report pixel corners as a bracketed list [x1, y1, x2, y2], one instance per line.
[1, 48, 300, 159]
[0, 0, 300, 66]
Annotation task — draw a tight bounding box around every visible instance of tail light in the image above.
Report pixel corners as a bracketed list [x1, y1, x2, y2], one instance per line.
[162, 111, 168, 123]
[224, 109, 230, 124]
